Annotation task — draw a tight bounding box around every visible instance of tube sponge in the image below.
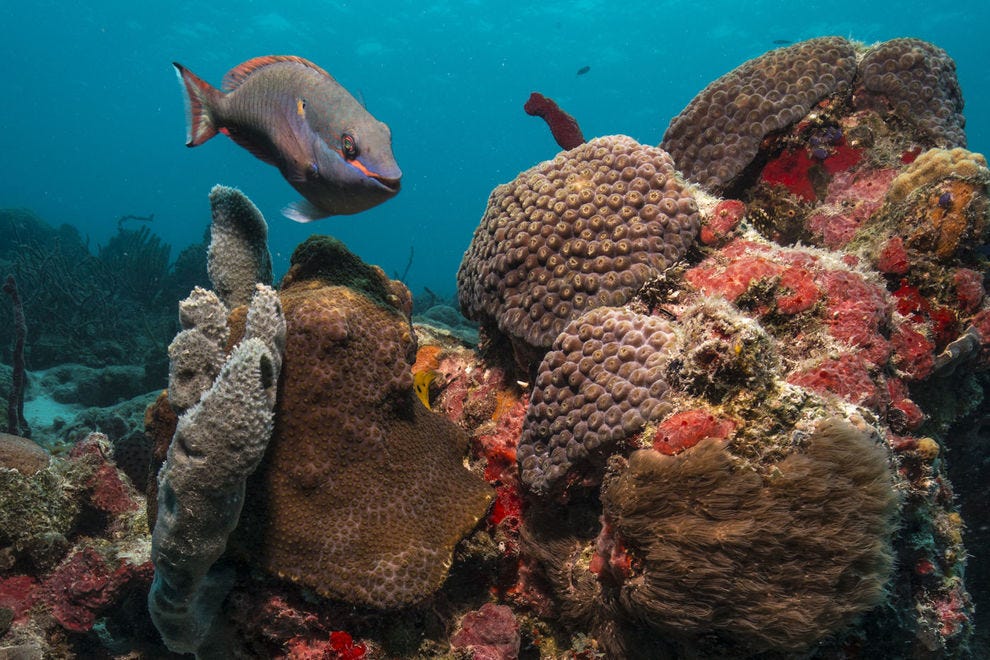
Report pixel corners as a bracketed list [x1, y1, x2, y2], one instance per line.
[166, 286, 229, 412]
[149, 285, 285, 655]
[601, 417, 898, 653]
[207, 184, 274, 309]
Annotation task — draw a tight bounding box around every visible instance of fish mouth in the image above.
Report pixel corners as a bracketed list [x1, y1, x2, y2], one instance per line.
[372, 175, 401, 194]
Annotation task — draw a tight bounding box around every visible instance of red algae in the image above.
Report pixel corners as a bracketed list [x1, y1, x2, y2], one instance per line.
[952, 268, 985, 311]
[0, 575, 37, 623]
[450, 603, 521, 660]
[788, 355, 882, 408]
[652, 410, 735, 455]
[875, 236, 911, 275]
[761, 148, 819, 201]
[700, 199, 746, 246]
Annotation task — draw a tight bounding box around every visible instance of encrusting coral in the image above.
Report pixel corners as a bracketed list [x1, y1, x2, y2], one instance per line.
[231, 236, 493, 610]
[457, 135, 699, 366]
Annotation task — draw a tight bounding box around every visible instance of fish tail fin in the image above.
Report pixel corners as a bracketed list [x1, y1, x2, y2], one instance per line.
[173, 62, 222, 147]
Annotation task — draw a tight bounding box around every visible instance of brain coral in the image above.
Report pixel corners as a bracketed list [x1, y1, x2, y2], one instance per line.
[235, 236, 492, 609]
[457, 135, 699, 359]
[601, 417, 898, 653]
[858, 38, 966, 148]
[662, 37, 858, 192]
[517, 306, 678, 495]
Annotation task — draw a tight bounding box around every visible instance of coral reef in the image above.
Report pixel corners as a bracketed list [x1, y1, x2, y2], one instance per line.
[5, 34, 990, 660]
[517, 306, 678, 494]
[0, 433, 154, 658]
[457, 135, 699, 367]
[662, 37, 858, 192]
[663, 36, 967, 197]
[0, 207, 208, 379]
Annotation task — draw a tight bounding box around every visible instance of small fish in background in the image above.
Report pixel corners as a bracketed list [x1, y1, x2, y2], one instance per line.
[173, 55, 401, 222]
[772, 39, 792, 45]
[576, 65, 590, 75]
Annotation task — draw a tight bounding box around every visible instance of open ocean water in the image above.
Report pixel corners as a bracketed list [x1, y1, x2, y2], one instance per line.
[1, 0, 987, 298]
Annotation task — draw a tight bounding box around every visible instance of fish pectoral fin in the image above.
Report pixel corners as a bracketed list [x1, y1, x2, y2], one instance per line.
[283, 160, 317, 183]
[283, 200, 330, 223]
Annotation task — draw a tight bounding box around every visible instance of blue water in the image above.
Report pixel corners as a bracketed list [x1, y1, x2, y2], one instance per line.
[2, 1, 988, 299]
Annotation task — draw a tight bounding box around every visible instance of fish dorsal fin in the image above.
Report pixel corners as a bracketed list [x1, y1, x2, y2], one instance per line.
[222, 55, 334, 91]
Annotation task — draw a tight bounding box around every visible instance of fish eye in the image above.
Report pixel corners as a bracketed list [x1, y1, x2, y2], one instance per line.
[341, 133, 359, 160]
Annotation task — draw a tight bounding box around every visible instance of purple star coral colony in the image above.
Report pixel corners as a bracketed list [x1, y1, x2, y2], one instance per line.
[3, 35, 990, 658]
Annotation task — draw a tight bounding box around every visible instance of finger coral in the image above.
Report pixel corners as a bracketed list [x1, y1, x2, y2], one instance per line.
[600, 417, 898, 654]
[457, 135, 699, 364]
[662, 37, 858, 192]
[234, 235, 492, 609]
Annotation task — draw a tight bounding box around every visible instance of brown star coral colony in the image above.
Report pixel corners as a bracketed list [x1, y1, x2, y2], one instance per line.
[2, 35, 990, 659]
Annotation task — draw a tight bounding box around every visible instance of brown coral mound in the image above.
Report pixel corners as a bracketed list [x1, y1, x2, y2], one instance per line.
[457, 135, 699, 357]
[858, 38, 966, 148]
[662, 37, 857, 192]
[239, 263, 492, 609]
[601, 418, 898, 653]
[0, 432, 49, 475]
[518, 306, 678, 494]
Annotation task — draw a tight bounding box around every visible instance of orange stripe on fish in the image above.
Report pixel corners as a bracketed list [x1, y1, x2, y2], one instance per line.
[337, 150, 385, 181]
[221, 55, 335, 91]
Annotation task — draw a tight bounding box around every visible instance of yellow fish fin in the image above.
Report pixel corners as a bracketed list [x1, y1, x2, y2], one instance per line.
[414, 370, 436, 410]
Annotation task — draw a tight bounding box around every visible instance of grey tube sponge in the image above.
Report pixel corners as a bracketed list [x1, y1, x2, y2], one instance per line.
[149, 285, 285, 655]
[167, 287, 229, 413]
[207, 184, 274, 310]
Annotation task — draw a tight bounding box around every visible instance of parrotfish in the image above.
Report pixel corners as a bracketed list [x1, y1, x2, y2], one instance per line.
[173, 55, 401, 222]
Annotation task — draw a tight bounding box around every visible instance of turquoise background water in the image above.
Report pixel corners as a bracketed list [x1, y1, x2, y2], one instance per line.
[2, 1, 987, 298]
